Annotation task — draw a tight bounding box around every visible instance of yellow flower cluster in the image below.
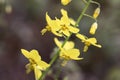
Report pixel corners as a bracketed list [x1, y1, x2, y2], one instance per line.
[41, 9, 79, 37]
[21, 49, 50, 80]
[41, 8, 101, 53]
[21, 1, 102, 80]
[54, 38, 83, 65]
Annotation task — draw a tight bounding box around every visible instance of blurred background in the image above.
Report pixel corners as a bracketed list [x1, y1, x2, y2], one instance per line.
[0, 0, 120, 80]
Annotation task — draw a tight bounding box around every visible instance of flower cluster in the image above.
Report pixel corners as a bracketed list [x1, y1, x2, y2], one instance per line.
[21, 49, 50, 80]
[41, 8, 101, 53]
[21, 0, 102, 80]
[41, 9, 79, 37]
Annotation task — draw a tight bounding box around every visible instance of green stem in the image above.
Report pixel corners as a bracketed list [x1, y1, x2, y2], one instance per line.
[54, 63, 62, 80]
[75, 0, 92, 27]
[82, 0, 87, 4]
[39, 0, 92, 80]
[91, 1, 101, 7]
[83, 14, 97, 22]
[39, 36, 70, 80]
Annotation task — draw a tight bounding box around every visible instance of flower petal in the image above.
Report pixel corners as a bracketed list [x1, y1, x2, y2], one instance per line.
[33, 65, 42, 80]
[65, 49, 82, 60]
[30, 49, 41, 62]
[64, 41, 74, 49]
[62, 30, 70, 37]
[61, 9, 70, 25]
[68, 26, 79, 33]
[21, 49, 30, 59]
[54, 38, 62, 48]
[37, 61, 50, 70]
[76, 34, 86, 41]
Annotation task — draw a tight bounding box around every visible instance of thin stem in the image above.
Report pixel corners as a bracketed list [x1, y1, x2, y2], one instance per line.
[39, 0, 92, 80]
[91, 0, 101, 7]
[75, 0, 92, 27]
[54, 63, 62, 80]
[83, 14, 97, 22]
[82, 0, 87, 4]
[39, 36, 70, 80]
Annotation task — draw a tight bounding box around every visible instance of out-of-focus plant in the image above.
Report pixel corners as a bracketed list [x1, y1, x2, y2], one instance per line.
[0, 0, 12, 14]
[21, 0, 102, 80]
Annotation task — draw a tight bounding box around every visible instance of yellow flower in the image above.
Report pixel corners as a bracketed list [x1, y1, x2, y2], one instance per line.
[41, 13, 62, 37]
[21, 49, 50, 80]
[41, 9, 79, 37]
[61, 0, 71, 5]
[93, 7, 100, 19]
[54, 38, 83, 62]
[76, 34, 102, 52]
[89, 22, 98, 35]
[57, 9, 79, 36]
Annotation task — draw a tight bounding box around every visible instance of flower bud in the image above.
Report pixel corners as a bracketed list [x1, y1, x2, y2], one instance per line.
[61, 0, 71, 5]
[93, 7, 100, 19]
[89, 22, 98, 35]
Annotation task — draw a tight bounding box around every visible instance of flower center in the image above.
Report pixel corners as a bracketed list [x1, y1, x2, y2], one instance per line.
[62, 54, 71, 60]
[61, 25, 68, 30]
[29, 58, 36, 64]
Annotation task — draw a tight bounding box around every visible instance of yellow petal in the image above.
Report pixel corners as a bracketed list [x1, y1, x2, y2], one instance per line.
[37, 61, 50, 70]
[64, 41, 74, 49]
[61, 0, 71, 5]
[76, 34, 86, 41]
[91, 43, 102, 48]
[69, 18, 76, 26]
[89, 22, 98, 35]
[52, 30, 62, 37]
[30, 50, 41, 62]
[87, 38, 102, 48]
[46, 13, 52, 26]
[46, 13, 62, 36]
[41, 28, 47, 35]
[68, 26, 79, 33]
[94, 44, 102, 48]
[83, 45, 88, 52]
[61, 9, 70, 25]
[54, 38, 63, 48]
[33, 65, 42, 80]
[87, 38, 97, 44]
[62, 30, 70, 37]
[21, 49, 30, 59]
[93, 7, 100, 19]
[65, 49, 82, 60]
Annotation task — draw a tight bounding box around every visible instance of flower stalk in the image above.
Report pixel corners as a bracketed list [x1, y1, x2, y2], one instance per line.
[39, 0, 92, 80]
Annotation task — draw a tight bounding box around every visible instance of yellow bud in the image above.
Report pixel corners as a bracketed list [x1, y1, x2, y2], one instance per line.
[89, 22, 98, 35]
[83, 46, 88, 52]
[61, 0, 71, 5]
[41, 28, 47, 35]
[93, 7, 100, 19]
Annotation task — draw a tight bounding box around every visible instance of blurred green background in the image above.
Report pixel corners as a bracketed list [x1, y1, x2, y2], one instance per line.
[0, 0, 120, 80]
